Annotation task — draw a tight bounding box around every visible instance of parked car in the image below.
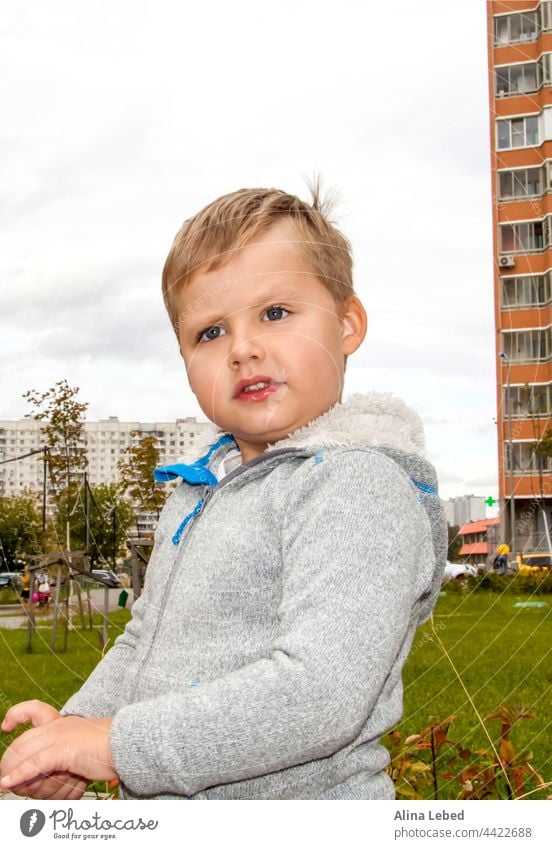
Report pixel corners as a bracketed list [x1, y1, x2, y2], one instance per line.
[0, 572, 23, 590]
[91, 569, 122, 588]
[515, 553, 551, 575]
[442, 561, 478, 583]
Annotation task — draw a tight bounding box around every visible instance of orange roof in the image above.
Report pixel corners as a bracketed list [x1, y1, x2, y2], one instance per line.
[459, 518, 500, 535]
[459, 542, 489, 555]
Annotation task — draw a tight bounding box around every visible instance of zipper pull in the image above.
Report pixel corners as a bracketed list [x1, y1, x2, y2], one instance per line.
[198, 485, 213, 515]
[172, 486, 213, 546]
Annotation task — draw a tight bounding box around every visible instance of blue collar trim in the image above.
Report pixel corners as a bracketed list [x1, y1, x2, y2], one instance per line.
[411, 478, 437, 495]
[153, 433, 237, 487]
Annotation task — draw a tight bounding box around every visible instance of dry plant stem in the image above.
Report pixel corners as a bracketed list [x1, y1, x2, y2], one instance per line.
[429, 617, 515, 799]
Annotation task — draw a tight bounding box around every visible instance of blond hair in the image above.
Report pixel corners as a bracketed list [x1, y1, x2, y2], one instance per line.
[161, 178, 355, 340]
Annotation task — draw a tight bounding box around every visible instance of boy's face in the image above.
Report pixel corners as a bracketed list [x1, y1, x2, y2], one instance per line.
[176, 220, 365, 463]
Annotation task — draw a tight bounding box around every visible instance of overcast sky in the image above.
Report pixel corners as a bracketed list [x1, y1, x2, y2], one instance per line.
[1, 0, 497, 505]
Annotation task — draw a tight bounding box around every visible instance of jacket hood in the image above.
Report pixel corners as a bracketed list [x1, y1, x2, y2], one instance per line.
[155, 388, 441, 516]
[163, 391, 427, 467]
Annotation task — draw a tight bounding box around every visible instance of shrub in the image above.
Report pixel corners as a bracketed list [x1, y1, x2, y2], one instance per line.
[386, 706, 548, 800]
[444, 572, 552, 595]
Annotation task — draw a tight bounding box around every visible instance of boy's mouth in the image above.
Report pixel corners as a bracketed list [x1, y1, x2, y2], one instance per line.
[233, 375, 285, 402]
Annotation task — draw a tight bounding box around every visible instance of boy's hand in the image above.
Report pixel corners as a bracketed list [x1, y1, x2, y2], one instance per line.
[1, 699, 60, 732]
[0, 700, 86, 799]
[0, 711, 117, 796]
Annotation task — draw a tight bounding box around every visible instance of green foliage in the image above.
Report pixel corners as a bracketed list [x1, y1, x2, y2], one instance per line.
[533, 425, 552, 458]
[451, 571, 552, 594]
[447, 525, 462, 562]
[54, 483, 135, 567]
[23, 379, 88, 492]
[0, 491, 43, 568]
[117, 435, 167, 515]
[387, 707, 546, 800]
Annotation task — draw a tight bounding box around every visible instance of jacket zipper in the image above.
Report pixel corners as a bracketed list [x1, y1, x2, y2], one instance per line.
[129, 446, 304, 693]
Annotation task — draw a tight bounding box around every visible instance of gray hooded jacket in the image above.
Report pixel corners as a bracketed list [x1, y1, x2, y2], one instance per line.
[60, 392, 447, 800]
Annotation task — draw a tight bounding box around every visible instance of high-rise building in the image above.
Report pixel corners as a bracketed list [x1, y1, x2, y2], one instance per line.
[0, 416, 212, 498]
[444, 495, 487, 528]
[487, 1, 552, 554]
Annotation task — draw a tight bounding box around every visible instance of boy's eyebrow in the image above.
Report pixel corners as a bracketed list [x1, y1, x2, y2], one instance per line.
[183, 287, 302, 332]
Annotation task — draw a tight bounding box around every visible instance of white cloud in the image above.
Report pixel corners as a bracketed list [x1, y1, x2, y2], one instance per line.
[1, 0, 499, 499]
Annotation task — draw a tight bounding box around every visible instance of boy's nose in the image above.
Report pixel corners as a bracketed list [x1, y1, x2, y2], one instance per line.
[229, 333, 266, 365]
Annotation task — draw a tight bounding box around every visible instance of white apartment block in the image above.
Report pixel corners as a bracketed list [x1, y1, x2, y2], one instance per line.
[444, 495, 487, 528]
[0, 416, 213, 497]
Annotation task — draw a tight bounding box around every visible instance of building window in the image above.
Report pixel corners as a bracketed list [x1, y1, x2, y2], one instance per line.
[498, 167, 543, 199]
[495, 62, 539, 96]
[499, 219, 549, 253]
[506, 384, 551, 419]
[502, 273, 551, 308]
[543, 1, 552, 31]
[494, 10, 538, 45]
[507, 442, 552, 475]
[502, 328, 551, 363]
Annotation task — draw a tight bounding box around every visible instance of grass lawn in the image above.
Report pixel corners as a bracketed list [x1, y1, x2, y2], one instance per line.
[0, 590, 549, 799]
[390, 588, 551, 799]
[0, 608, 131, 712]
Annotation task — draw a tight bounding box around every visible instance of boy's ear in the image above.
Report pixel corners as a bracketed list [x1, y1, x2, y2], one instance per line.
[342, 319, 354, 338]
[341, 296, 367, 354]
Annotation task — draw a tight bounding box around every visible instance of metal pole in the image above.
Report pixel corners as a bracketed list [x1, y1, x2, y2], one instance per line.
[506, 358, 517, 561]
[84, 471, 89, 555]
[42, 451, 47, 536]
[112, 505, 117, 570]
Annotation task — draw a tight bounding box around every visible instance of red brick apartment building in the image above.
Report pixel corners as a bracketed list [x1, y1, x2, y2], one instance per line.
[487, 1, 552, 556]
[458, 518, 500, 567]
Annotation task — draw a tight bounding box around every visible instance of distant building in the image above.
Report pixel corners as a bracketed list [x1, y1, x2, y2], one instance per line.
[444, 495, 487, 527]
[459, 518, 501, 568]
[0, 416, 212, 498]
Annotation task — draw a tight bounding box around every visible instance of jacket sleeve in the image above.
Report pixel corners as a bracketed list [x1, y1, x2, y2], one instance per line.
[108, 450, 436, 797]
[58, 586, 148, 718]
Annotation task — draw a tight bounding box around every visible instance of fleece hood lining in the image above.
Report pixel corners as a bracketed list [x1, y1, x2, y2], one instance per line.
[174, 392, 426, 468]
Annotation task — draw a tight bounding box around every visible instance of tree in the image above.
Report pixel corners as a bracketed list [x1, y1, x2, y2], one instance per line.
[117, 435, 168, 516]
[533, 426, 552, 459]
[447, 524, 462, 563]
[54, 482, 135, 567]
[0, 492, 43, 569]
[23, 379, 88, 551]
[23, 379, 88, 491]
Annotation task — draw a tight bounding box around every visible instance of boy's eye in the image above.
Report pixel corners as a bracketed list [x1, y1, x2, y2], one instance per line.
[196, 305, 291, 344]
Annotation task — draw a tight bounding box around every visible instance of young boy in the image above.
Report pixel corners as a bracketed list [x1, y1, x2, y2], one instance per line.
[0, 185, 447, 800]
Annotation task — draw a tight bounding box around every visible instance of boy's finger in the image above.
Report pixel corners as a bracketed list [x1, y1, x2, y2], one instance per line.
[1, 742, 61, 789]
[43, 774, 88, 800]
[23, 772, 82, 800]
[1, 701, 59, 732]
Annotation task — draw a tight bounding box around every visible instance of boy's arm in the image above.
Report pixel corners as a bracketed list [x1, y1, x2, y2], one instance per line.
[58, 583, 148, 718]
[59, 494, 177, 719]
[107, 450, 445, 798]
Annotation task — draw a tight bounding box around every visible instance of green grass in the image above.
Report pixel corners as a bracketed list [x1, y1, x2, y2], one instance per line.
[0, 588, 19, 605]
[0, 609, 131, 712]
[0, 592, 550, 799]
[388, 590, 551, 799]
